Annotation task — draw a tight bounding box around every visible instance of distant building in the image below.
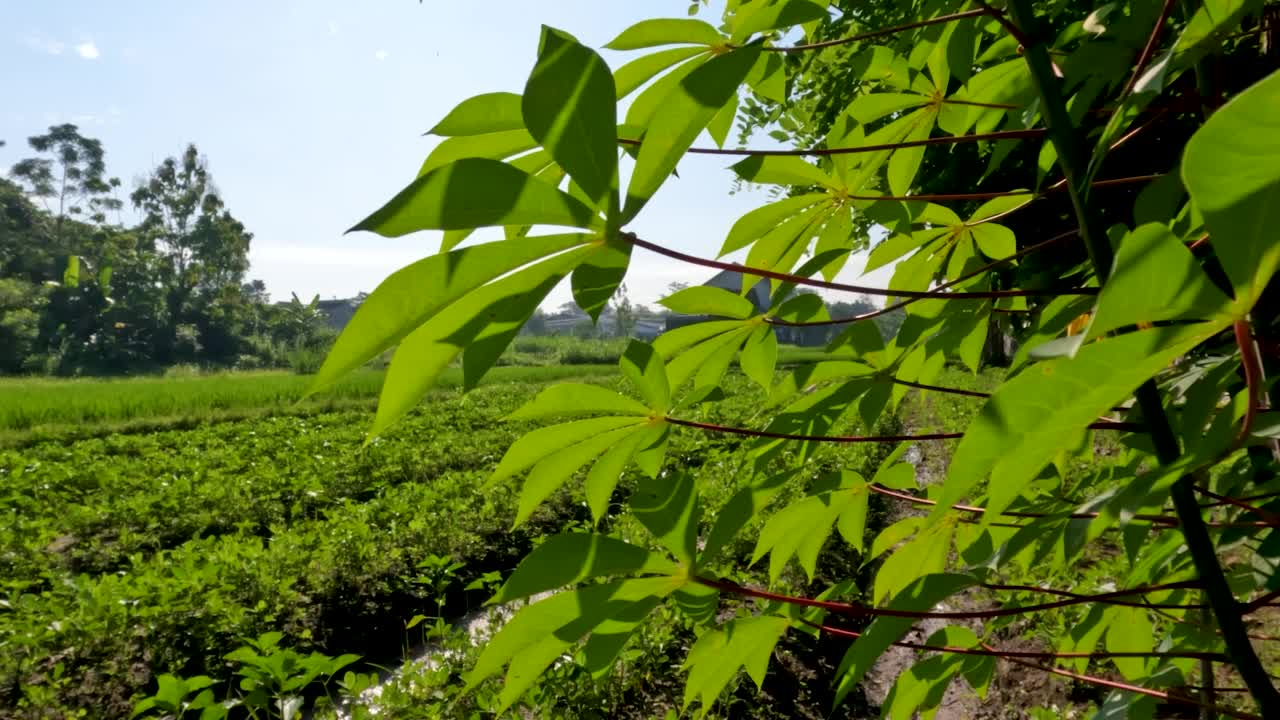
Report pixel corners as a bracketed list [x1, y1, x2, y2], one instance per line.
[316, 297, 364, 330]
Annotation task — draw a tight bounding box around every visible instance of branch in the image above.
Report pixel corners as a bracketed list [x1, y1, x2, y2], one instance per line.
[1232, 319, 1264, 455]
[616, 128, 1045, 157]
[664, 416, 1141, 443]
[623, 233, 1098, 300]
[1005, 0, 1280, 708]
[995, 649, 1262, 720]
[1120, 0, 1178, 100]
[1245, 588, 1280, 614]
[1195, 486, 1280, 526]
[801, 618, 1222, 660]
[765, 229, 1080, 328]
[758, 8, 992, 52]
[865, 483, 1184, 527]
[696, 575, 1205, 620]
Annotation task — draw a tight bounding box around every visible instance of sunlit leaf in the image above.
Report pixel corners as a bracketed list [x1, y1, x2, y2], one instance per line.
[353, 158, 601, 236]
[429, 92, 524, 136]
[492, 533, 680, 604]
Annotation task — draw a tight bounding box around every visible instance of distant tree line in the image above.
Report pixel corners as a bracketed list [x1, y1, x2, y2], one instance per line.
[0, 124, 333, 375]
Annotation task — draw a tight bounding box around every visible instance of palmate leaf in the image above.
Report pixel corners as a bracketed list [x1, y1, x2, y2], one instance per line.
[507, 383, 651, 421]
[614, 46, 709, 99]
[418, 130, 540, 176]
[833, 573, 975, 706]
[310, 232, 589, 396]
[428, 92, 524, 136]
[932, 323, 1230, 521]
[370, 246, 595, 438]
[571, 239, 631, 321]
[490, 533, 681, 604]
[660, 286, 758, 319]
[625, 43, 761, 222]
[752, 471, 870, 582]
[352, 158, 602, 236]
[624, 53, 709, 130]
[605, 18, 724, 50]
[721, 193, 830, 256]
[730, 155, 837, 189]
[620, 340, 672, 413]
[631, 471, 701, 567]
[467, 576, 682, 710]
[682, 615, 791, 716]
[729, 0, 827, 42]
[523, 27, 619, 215]
[1085, 223, 1231, 341]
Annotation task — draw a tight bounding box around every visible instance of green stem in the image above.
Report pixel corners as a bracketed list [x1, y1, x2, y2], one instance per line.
[1004, 0, 1280, 713]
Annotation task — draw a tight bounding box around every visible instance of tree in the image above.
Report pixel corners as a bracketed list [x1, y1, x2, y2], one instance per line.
[610, 282, 636, 337]
[131, 144, 252, 361]
[313, 4, 1280, 717]
[10, 124, 122, 237]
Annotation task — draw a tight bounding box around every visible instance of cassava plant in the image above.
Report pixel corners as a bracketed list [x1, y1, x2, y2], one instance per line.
[314, 0, 1280, 716]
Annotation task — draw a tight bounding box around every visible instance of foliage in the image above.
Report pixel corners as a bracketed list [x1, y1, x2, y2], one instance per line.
[324, 2, 1280, 718]
[2, 131, 332, 375]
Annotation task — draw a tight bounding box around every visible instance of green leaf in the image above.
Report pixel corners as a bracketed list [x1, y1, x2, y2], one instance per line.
[833, 574, 974, 706]
[615, 46, 709, 99]
[508, 384, 650, 421]
[581, 595, 664, 679]
[571, 240, 632, 322]
[429, 92, 524, 136]
[660, 286, 757, 319]
[1086, 223, 1231, 340]
[721, 193, 829, 256]
[814, 204, 854, 280]
[419, 130, 539, 176]
[1182, 69, 1280, 307]
[969, 223, 1015, 259]
[683, 616, 791, 712]
[1105, 606, 1153, 681]
[621, 340, 671, 412]
[933, 323, 1227, 521]
[700, 470, 796, 563]
[585, 422, 666, 522]
[606, 18, 724, 50]
[625, 44, 761, 222]
[844, 92, 929, 125]
[467, 577, 680, 697]
[707, 92, 740, 148]
[754, 476, 868, 582]
[730, 155, 835, 188]
[631, 471, 700, 567]
[873, 522, 953, 604]
[865, 228, 949, 274]
[491, 533, 680, 604]
[888, 107, 937, 196]
[489, 415, 647, 487]
[62, 255, 79, 287]
[731, 0, 827, 41]
[524, 27, 619, 213]
[667, 324, 754, 392]
[625, 55, 708, 130]
[739, 323, 778, 390]
[312, 233, 587, 394]
[969, 194, 1031, 222]
[654, 319, 744, 357]
[516, 423, 647, 525]
[353, 158, 600, 236]
[744, 52, 787, 104]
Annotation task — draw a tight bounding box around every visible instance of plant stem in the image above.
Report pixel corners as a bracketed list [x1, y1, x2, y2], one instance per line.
[1005, 0, 1280, 711]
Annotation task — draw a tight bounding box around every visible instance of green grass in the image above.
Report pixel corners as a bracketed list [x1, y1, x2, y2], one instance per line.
[0, 364, 615, 434]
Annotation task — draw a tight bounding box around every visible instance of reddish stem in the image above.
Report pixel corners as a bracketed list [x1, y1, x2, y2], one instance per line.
[664, 416, 1140, 443]
[1232, 319, 1263, 455]
[1120, 0, 1178, 100]
[766, 229, 1080, 328]
[801, 619, 1223, 660]
[623, 232, 1098, 301]
[994, 648, 1262, 720]
[1194, 486, 1280, 525]
[1245, 588, 1280, 614]
[694, 575, 1204, 620]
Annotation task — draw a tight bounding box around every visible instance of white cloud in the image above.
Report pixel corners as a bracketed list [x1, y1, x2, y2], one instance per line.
[21, 33, 65, 56]
[76, 41, 100, 60]
[374, 49, 389, 61]
[327, 20, 340, 36]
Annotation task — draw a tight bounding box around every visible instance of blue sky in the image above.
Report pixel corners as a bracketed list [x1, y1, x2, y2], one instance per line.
[2, 1, 893, 309]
